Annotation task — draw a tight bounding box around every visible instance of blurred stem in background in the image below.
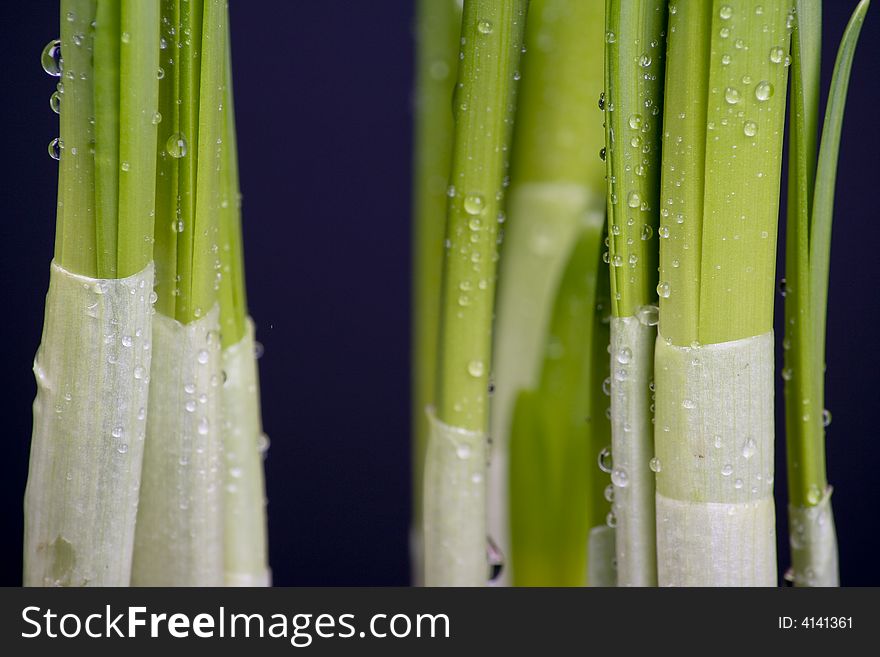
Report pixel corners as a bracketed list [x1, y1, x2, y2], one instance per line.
[496, 0, 609, 586]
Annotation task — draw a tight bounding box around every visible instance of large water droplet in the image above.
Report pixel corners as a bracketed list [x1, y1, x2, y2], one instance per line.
[649, 457, 662, 473]
[166, 132, 188, 158]
[463, 194, 486, 215]
[467, 360, 484, 378]
[41, 39, 62, 76]
[50, 91, 61, 114]
[636, 304, 659, 326]
[627, 191, 641, 208]
[48, 137, 61, 160]
[724, 87, 741, 105]
[743, 120, 758, 137]
[656, 281, 670, 298]
[477, 19, 493, 35]
[769, 46, 785, 64]
[822, 409, 832, 427]
[755, 81, 774, 101]
[598, 447, 613, 473]
[611, 468, 629, 488]
[719, 5, 733, 19]
[721, 464, 733, 477]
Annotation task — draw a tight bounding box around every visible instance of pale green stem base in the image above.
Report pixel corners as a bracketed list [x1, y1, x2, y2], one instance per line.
[609, 316, 657, 586]
[587, 525, 616, 587]
[221, 319, 270, 587]
[654, 331, 776, 587]
[24, 262, 154, 586]
[424, 408, 487, 586]
[132, 306, 224, 586]
[789, 487, 839, 587]
[489, 181, 600, 585]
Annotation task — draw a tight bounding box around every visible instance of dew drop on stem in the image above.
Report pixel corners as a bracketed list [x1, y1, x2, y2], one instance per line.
[41, 39, 62, 77]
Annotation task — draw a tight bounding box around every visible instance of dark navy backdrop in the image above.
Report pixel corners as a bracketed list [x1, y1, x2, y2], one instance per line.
[0, 2, 876, 586]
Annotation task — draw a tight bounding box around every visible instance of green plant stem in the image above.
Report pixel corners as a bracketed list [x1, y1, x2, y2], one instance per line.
[603, 0, 666, 587]
[785, 0, 869, 586]
[425, 0, 528, 586]
[55, 0, 97, 277]
[655, 0, 792, 587]
[93, 0, 121, 277]
[117, 0, 161, 276]
[412, 0, 461, 585]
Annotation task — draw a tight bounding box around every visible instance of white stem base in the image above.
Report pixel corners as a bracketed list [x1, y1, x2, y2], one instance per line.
[423, 408, 487, 586]
[131, 307, 224, 586]
[654, 331, 776, 586]
[789, 487, 839, 587]
[24, 263, 154, 586]
[221, 320, 270, 587]
[609, 316, 657, 586]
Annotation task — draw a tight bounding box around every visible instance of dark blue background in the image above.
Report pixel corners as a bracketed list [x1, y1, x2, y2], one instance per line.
[1, 2, 877, 586]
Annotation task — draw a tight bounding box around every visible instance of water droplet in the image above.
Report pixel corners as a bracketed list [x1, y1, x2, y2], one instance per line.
[149, 290, 158, 304]
[720, 27, 730, 39]
[185, 399, 197, 413]
[743, 120, 758, 137]
[781, 367, 793, 381]
[719, 5, 733, 20]
[456, 443, 471, 459]
[656, 281, 670, 298]
[721, 464, 733, 477]
[604, 484, 614, 503]
[602, 376, 612, 396]
[627, 191, 641, 208]
[137, 407, 146, 421]
[649, 457, 662, 473]
[597, 447, 612, 473]
[640, 224, 653, 240]
[658, 225, 670, 238]
[120, 161, 130, 172]
[254, 341, 265, 359]
[617, 347, 632, 364]
[121, 32, 130, 44]
[823, 409, 832, 427]
[605, 31, 616, 44]
[120, 335, 132, 348]
[806, 485, 821, 505]
[611, 467, 628, 488]
[258, 433, 271, 453]
[467, 360, 484, 377]
[166, 132, 188, 158]
[157, 66, 165, 80]
[48, 137, 61, 160]
[721, 53, 732, 66]
[769, 46, 785, 64]
[446, 185, 456, 198]
[778, 278, 788, 296]
[49, 91, 61, 114]
[724, 87, 741, 104]
[742, 437, 757, 459]
[734, 478, 743, 489]
[111, 426, 124, 439]
[639, 53, 652, 68]
[598, 91, 605, 111]
[117, 443, 129, 454]
[184, 382, 196, 394]
[41, 39, 62, 76]
[197, 417, 210, 435]
[628, 114, 642, 130]
[755, 81, 774, 101]
[611, 254, 623, 267]
[599, 147, 606, 161]
[606, 511, 618, 528]
[714, 435, 723, 448]
[636, 304, 659, 326]
[197, 349, 209, 365]
[152, 111, 162, 125]
[477, 19, 493, 35]
[463, 194, 486, 215]
[682, 398, 696, 410]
